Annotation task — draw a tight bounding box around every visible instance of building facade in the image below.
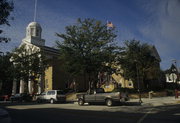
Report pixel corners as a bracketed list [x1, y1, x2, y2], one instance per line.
[11, 22, 67, 95]
[165, 64, 180, 84]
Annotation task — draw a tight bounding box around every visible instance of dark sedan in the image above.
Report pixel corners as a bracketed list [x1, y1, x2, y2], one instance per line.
[10, 93, 32, 102]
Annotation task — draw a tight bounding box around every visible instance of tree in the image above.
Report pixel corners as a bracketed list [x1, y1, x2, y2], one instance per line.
[0, 0, 14, 42]
[11, 44, 47, 92]
[118, 40, 161, 90]
[0, 52, 14, 94]
[56, 18, 120, 89]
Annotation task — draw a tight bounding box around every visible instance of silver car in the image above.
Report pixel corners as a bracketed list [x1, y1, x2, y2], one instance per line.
[37, 90, 66, 104]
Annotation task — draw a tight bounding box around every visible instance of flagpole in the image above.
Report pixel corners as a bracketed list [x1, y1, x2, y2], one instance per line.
[34, 0, 37, 22]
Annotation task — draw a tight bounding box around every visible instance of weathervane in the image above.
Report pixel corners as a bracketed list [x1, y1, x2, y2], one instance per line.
[34, 0, 37, 22]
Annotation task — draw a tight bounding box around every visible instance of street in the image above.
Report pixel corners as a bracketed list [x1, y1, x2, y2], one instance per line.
[1, 101, 180, 123]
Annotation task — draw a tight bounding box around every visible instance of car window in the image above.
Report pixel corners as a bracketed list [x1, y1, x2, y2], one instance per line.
[47, 91, 52, 95]
[15, 94, 21, 97]
[47, 91, 55, 95]
[96, 88, 105, 93]
[21, 93, 27, 96]
[51, 91, 55, 95]
[41, 92, 46, 95]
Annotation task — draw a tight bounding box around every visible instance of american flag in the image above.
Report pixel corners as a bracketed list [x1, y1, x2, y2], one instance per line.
[107, 21, 114, 28]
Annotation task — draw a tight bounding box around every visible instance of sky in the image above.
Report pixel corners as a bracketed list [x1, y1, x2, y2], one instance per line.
[0, 0, 180, 70]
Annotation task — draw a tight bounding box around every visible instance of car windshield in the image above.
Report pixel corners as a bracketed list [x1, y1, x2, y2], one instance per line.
[96, 88, 105, 93]
[15, 94, 21, 97]
[41, 92, 46, 95]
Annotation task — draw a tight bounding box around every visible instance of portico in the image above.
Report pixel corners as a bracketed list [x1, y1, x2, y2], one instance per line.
[11, 21, 66, 95]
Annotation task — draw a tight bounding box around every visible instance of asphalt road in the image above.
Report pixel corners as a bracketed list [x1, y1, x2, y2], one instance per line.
[1, 102, 180, 123]
[141, 104, 180, 123]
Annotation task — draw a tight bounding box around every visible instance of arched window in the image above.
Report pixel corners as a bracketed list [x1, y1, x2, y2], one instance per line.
[30, 28, 35, 36]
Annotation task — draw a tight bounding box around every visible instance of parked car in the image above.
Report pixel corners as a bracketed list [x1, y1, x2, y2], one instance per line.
[0, 95, 10, 101]
[77, 88, 129, 106]
[10, 93, 32, 102]
[36, 90, 66, 104]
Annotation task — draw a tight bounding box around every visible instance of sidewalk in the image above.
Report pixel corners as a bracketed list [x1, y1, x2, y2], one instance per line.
[129, 96, 180, 107]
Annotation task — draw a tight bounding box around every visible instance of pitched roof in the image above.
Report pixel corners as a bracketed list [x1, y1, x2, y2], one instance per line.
[41, 46, 60, 56]
[149, 45, 161, 62]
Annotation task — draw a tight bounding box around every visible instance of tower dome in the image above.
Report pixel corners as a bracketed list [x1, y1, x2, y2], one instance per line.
[27, 22, 41, 28]
[26, 21, 42, 38]
[23, 21, 45, 46]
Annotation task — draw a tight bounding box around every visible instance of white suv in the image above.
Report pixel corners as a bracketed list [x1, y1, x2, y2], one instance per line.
[37, 90, 66, 104]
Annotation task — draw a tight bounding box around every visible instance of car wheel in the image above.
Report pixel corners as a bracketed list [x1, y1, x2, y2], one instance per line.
[88, 102, 92, 105]
[50, 99, 55, 104]
[78, 99, 84, 106]
[106, 99, 113, 107]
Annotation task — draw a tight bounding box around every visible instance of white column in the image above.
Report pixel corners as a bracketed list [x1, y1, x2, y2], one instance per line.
[38, 75, 42, 94]
[19, 79, 25, 93]
[28, 78, 33, 94]
[12, 79, 17, 95]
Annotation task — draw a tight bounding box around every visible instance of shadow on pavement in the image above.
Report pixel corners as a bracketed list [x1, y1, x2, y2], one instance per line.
[5, 107, 143, 123]
[1, 102, 180, 123]
[120, 101, 141, 106]
[2, 104, 180, 123]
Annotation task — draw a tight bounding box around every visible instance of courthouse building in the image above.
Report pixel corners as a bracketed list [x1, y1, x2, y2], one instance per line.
[12, 21, 67, 95]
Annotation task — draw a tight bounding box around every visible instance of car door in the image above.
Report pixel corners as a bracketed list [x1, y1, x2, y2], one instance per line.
[84, 90, 96, 102]
[46, 91, 53, 100]
[40, 92, 46, 101]
[95, 89, 106, 102]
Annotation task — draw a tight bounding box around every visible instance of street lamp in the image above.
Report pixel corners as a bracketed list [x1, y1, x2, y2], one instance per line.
[135, 60, 143, 103]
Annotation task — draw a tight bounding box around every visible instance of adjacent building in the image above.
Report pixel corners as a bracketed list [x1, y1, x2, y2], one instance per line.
[165, 64, 180, 84]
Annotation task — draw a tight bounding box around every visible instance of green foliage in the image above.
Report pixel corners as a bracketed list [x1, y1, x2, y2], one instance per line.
[56, 18, 120, 83]
[118, 40, 161, 89]
[11, 44, 47, 82]
[0, 52, 14, 94]
[0, 0, 14, 42]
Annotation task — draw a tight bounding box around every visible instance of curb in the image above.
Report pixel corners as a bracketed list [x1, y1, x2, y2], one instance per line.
[141, 101, 180, 107]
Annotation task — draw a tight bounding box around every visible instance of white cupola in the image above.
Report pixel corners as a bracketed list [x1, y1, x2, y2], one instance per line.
[26, 22, 42, 38]
[22, 22, 45, 46]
